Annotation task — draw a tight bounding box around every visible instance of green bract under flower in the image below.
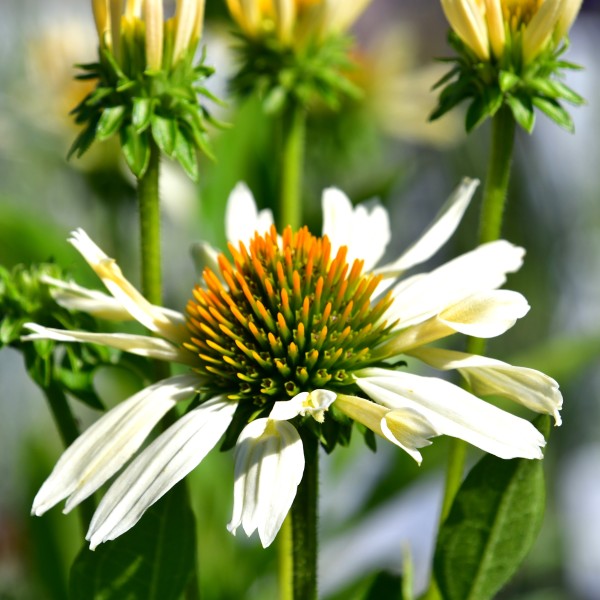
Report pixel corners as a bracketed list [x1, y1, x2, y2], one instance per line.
[434, 0, 585, 132]
[70, 0, 217, 179]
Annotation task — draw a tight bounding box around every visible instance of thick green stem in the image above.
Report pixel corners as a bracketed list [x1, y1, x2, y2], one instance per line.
[42, 383, 95, 533]
[279, 104, 306, 231]
[478, 106, 516, 245]
[424, 109, 516, 600]
[290, 432, 318, 600]
[278, 515, 293, 600]
[137, 138, 163, 306]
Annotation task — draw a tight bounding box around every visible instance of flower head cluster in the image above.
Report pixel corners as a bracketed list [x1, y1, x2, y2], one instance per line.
[71, 0, 215, 179]
[226, 0, 372, 111]
[434, 0, 584, 132]
[26, 180, 561, 549]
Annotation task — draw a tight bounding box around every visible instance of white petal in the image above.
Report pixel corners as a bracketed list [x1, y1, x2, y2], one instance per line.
[31, 374, 202, 516]
[384, 240, 525, 329]
[228, 419, 304, 547]
[225, 182, 274, 245]
[68, 229, 185, 342]
[437, 290, 530, 337]
[376, 178, 478, 276]
[87, 396, 236, 549]
[381, 407, 439, 465]
[268, 389, 337, 422]
[23, 323, 194, 365]
[322, 187, 391, 271]
[409, 346, 563, 425]
[355, 368, 545, 460]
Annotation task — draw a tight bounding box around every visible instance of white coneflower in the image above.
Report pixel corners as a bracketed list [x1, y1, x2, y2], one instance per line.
[25, 178, 561, 549]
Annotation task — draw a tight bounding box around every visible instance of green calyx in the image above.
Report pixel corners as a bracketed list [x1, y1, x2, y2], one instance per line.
[230, 32, 362, 114]
[69, 38, 221, 181]
[431, 31, 585, 134]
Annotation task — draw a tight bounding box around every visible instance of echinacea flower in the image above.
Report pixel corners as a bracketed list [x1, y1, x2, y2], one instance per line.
[440, 0, 582, 64]
[25, 178, 561, 549]
[226, 0, 372, 46]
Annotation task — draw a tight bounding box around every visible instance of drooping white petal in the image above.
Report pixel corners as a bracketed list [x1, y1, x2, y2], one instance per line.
[409, 346, 563, 425]
[269, 389, 337, 422]
[87, 396, 236, 549]
[335, 394, 438, 464]
[68, 229, 185, 342]
[23, 323, 194, 365]
[437, 290, 530, 337]
[375, 178, 478, 277]
[355, 368, 545, 460]
[225, 182, 274, 245]
[228, 419, 304, 548]
[32, 374, 202, 516]
[322, 187, 391, 272]
[381, 407, 439, 465]
[384, 240, 525, 329]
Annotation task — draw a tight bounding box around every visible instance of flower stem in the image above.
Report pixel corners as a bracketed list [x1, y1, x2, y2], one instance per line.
[137, 138, 163, 307]
[425, 108, 517, 600]
[290, 432, 318, 600]
[279, 103, 306, 231]
[42, 382, 95, 533]
[278, 515, 293, 600]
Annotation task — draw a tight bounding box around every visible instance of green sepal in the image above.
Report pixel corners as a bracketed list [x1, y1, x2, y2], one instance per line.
[120, 125, 151, 177]
[132, 97, 154, 132]
[69, 480, 197, 600]
[173, 124, 199, 181]
[498, 70, 520, 93]
[151, 114, 177, 156]
[532, 96, 574, 132]
[96, 105, 127, 141]
[506, 93, 536, 133]
[434, 416, 550, 600]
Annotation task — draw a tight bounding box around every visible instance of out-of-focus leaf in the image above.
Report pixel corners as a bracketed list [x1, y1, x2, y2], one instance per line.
[434, 417, 550, 600]
[70, 481, 197, 600]
[364, 571, 403, 600]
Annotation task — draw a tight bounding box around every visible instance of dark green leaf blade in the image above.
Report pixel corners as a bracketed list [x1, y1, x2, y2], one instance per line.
[70, 481, 197, 600]
[96, 106, 126, 142]
[434, 417, 549, 600]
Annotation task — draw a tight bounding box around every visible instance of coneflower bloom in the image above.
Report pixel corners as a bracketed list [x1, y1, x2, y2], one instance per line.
[25, 179, 561, 549]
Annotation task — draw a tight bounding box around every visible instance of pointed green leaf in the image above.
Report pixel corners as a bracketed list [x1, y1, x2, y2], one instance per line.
[120, 125, 150, 177]
[547, 80, 585, 105]
[96, 106, 126, 141]
[532, 97, 574, 133]
[434, 417, 549, 600]
[506, 94, 535, 133]
[132, 97, 153, 133]
[70, 481, 197, 600]
[151, 115, 177, 156]
[364, 571, 404, 600]
[465, 97, 489, 132]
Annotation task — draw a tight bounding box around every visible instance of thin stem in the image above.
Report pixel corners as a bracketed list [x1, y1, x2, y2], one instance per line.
[290, 432, 318, 600]
[137, 138, 163, 306]
[42, 382, 95, 533]
[279, 103, 306, 231]
[278, 515, 293, 600]
[424, 108, 516, 600]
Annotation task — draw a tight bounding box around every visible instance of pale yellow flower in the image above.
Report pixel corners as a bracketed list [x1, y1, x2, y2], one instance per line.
[440, 0, 582, 64]
[225, 0, 372, 46]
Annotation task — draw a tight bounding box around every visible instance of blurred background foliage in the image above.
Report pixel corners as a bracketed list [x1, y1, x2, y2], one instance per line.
[1, 0, 600, 599]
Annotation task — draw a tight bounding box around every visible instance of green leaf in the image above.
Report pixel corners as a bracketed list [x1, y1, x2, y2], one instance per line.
[173, 125, 199, 181]
[132, 97, 153, 133]
[96, 106, 126, 142]
[506, 94, 535, 133]
[434, 418, 549, 600]
[465, 97, 489, 132]
[70, 481, 197, 600]
[151, 115, 177, 156]
[120, 125, 151, 177]
[532, 97, 574, 132]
